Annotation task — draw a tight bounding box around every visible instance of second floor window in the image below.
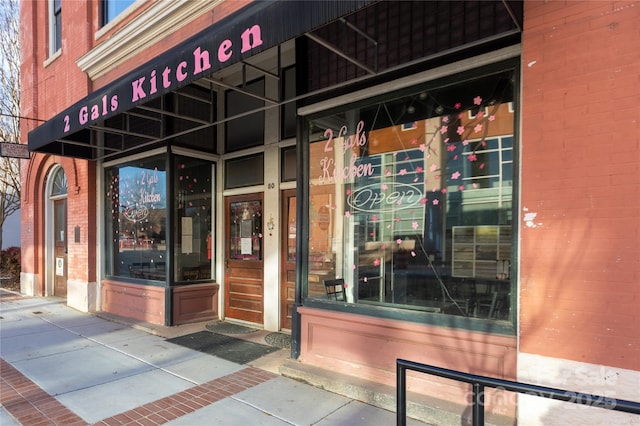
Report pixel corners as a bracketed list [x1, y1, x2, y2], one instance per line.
[102, 0, 135, 26]
[49, 0, 61, 55]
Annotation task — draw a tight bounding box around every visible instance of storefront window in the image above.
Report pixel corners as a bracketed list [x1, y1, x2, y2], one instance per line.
[106, 156, 168, 281]
[306, 69, 515, 322]
[105, 154, 215, 283]
[174, 156, 214, 282]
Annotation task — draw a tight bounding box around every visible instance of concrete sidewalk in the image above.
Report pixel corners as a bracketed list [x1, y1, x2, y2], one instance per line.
[0, 291, 426, 425]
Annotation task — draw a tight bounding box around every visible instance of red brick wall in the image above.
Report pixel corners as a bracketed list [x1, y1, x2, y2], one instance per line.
[520, 1, 639, 371]
[20, 1, 250, 293]
[20, 154, 95, 291]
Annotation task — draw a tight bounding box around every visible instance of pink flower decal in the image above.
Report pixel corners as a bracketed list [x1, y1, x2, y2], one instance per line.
[399, 169, 407, 175]
[371, 215, 379, 222]
[364, 277, 368, 283]
[440, 126, 448, 134]
[381, 183, 388, 190]
[412, 221, 419, 230]
[411, 251, 416, 257]
[468, 154, 477, 162]
[419, 144, 426, 152]
[345, 211, 351, 217]
[473, 96, 482, 105]
[432, 199, 440, 205]
[474, 123, 483, 133]
[373, 258, 381, 267]
[442, 116, 449, 123]
[415, 166, 423, 173]
[488, 115, 496, 122]
[479, 163, 485, 169]
[447, 144, 456, 152]
[457, 126, 465, 135]
[411, 138, 418, 145]
[458, 185, 465, 191]
[352, 264, 356, 270]
[396, 238, 403, 245]
[451, 171, 461, 180]
[346, 189, 352, 195]
[454, 102, 462, 109]
[430, 164, 438, 172]
[420, 197, 427, 205]
[462, 139, 469, 146]
[441, 188, 448, 194]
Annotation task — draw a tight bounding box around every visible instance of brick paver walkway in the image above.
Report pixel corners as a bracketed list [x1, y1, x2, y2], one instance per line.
[1, 358, 276, 425]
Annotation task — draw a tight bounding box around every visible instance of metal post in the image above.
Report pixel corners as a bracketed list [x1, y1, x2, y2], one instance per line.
[472, 382, 485, 426]
[397, 362, 406, 426]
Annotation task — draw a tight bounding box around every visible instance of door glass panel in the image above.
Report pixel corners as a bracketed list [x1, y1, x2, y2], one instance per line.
[55, 201, 66, 243]
[287, 196, 296, 262]
[229, 200, 262, 260]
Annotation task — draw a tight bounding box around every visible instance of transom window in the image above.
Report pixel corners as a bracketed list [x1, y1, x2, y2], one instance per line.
[50, 166, 67, 197]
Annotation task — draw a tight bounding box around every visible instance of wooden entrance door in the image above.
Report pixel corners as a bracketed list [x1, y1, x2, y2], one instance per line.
[53, 198, 67, 297]
[225, 193, 264, 324]
[280, 189, 296, 330]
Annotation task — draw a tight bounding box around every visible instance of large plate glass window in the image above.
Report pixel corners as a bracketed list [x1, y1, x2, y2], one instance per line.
[105, 156, 168, 281]
[174, 156, 214, 282]
[105, 154, 216, 283]
[305, 67, 516, 323]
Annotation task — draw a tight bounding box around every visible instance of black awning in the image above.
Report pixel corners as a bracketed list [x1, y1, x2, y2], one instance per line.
[28, 0, 372, 159]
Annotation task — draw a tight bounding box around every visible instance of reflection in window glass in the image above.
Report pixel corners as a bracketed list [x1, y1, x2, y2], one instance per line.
[105, 156, 167, 281]
[306, 70, 515, 322]
[174, 157, 214, 282]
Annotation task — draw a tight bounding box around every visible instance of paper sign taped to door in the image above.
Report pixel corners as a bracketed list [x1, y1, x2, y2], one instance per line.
[56, 257, 64, 276]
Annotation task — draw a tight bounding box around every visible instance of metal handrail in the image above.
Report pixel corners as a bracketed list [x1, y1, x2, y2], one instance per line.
[397, 358, 640, 426]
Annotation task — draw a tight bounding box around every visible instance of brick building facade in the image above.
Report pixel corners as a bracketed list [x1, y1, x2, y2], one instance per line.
[19, 1, 638, 424]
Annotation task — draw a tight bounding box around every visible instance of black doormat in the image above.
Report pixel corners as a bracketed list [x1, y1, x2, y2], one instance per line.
[167, 331, 279, 364]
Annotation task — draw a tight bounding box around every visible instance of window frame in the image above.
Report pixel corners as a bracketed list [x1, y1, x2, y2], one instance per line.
[103, 151, 217, 286]
[300, 59, 520, 336]
[101, 0, 136, 27]
[48, 0, 62, 56]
